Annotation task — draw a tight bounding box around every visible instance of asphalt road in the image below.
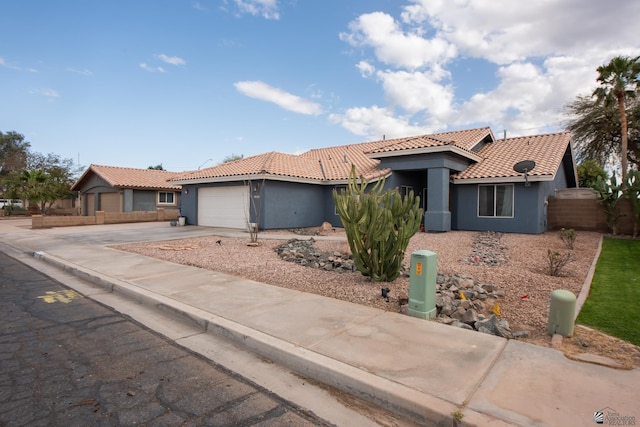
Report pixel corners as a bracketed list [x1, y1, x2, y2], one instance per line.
[0, 251, 331, 427]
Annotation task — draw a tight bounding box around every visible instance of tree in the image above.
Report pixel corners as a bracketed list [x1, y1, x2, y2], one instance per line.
[576, 160, 608, 189]
[0, 131, 30, 195]
[0, 131, 30, 175]
[221, 153, 243, 164]
[593, 55, 640, 180]
[565, 95, 640, 169]
[333, 165, 422, 282]
[7, 152, 78, 213]
[148, 164, 164, 170]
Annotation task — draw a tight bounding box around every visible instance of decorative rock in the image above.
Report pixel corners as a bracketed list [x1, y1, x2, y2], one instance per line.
[275, 239, 355, 273]
[274, 238, 510, 337]
[512, 330, 530, 339]
[475, 314, 499, 334]
[451, 320, 474, 330]
[495, 323, 513, 339]
[461, 231, 509, 266]
[437, 316, 453, 325]
[460, 308, 479, 325]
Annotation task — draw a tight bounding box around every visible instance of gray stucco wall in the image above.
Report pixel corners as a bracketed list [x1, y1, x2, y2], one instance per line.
[261, 181, 325, 229]
[377, 152, 471, 172]
[452, 183, 546, 234]
[179, 186, 197, 224]
[451, 162, 571, 235]
[133, 191, 156, 212]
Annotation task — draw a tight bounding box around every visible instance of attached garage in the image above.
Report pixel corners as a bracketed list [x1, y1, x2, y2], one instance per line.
[198, 186, 249, 229]
[85, 193, 95, 216]
[99, 192, 120, 212]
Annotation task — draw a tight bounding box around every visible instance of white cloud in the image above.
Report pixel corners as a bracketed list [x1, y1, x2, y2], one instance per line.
[67, 68, 93, 76]
[30, 88, 60, 98]
[234, 81, 323, 115]
[336, 0, 640, 138]
[193, 2, 207, 11]
[340, 11, 456, 70]
[378, 69, 453, 120]
[155, 54, 186, 66]
[356, 61, 375, 78]
[234, 0, 279, 20]
[329, 106, 433, 140]
[139, 63, 165, 73]
[404, 0, 640, 64]
[0, 56, 27, 71]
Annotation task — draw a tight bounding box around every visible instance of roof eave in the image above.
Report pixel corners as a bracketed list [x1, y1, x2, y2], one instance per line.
[173, 173, 325, 186]
[368, 145, 483, 162]
[451, 175, 555, 184]
[172, 170, 392, 186]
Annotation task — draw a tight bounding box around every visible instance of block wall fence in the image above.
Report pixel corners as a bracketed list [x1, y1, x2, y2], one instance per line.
[547, 197, 634, 235]
[31, 208, 180, 229]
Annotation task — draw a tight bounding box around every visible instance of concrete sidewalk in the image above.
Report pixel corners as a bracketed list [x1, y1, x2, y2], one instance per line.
[1, 219, 637, 426]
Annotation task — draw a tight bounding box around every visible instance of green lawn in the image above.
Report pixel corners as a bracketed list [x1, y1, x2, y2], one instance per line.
[576, 237, 640, 346]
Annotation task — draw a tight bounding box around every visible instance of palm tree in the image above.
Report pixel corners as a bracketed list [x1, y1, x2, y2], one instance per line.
[593, 55, 640, 181]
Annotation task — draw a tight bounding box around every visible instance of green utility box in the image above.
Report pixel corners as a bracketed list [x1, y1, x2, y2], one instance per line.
[408, 250, 437, 319]
[547, 289, 576, 337]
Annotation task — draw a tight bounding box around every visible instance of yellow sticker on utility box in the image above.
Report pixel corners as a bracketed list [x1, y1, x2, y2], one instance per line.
[415, 262, 423, 275]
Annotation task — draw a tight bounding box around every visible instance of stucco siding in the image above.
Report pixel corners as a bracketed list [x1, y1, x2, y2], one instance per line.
[378, 152, 471, 172]
[452, 183, 546, 234]
[133, 190, 160, 211]
[261, 181, 325, 229]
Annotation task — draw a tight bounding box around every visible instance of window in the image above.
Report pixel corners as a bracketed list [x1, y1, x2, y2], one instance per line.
[400, 185, 412, 198]
[478, 185, 513, 217]
[157, 191, 175, 205]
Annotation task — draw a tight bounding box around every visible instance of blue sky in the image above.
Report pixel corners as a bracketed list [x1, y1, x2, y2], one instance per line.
[2, 0, 639, 172]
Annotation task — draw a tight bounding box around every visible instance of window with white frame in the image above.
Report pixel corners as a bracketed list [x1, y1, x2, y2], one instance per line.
[157, 191, 176, 205]
[478, 184, 513, 217]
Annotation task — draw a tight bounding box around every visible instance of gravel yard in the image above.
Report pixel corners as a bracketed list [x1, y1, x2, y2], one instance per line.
[113, 228, 640, 368]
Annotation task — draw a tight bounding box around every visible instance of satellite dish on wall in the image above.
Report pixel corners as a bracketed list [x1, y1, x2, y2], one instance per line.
[513, 160, 536, 187]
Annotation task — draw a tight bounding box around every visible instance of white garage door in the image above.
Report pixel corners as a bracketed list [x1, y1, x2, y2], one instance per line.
[198, 186, 249, 229]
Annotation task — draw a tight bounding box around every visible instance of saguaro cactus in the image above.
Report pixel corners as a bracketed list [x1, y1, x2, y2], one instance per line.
[333, 165, 422, 282]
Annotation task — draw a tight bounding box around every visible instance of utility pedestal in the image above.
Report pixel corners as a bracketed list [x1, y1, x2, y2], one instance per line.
[547, 289, 576, 337]
[408, 250, 437, 319]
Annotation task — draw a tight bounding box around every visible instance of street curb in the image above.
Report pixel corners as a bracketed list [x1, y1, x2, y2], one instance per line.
[31, 250, 511, 426]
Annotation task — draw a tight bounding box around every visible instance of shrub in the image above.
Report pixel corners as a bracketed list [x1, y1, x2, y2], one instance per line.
[559, 228, 577, 249]
[547, 250, 573, 276]
[333, 165, 422, 282]
[593, 175, 622, 235]
[623, 170, 640, 238]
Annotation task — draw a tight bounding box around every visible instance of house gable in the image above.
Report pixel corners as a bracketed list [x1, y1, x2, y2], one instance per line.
[72, 164, 182, 215]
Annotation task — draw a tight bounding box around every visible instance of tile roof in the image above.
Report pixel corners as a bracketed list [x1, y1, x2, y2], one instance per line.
[452, 132, 572, 182]
[366, 127, 493, 156]
[71, 164, 181, 191]
[172, 143, 392, 184]
[170, 128, 572, 186]
[172, 152, 326, 182]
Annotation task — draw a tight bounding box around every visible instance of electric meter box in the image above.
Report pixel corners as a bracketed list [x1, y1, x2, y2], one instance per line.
[408, 250, 437, 319]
